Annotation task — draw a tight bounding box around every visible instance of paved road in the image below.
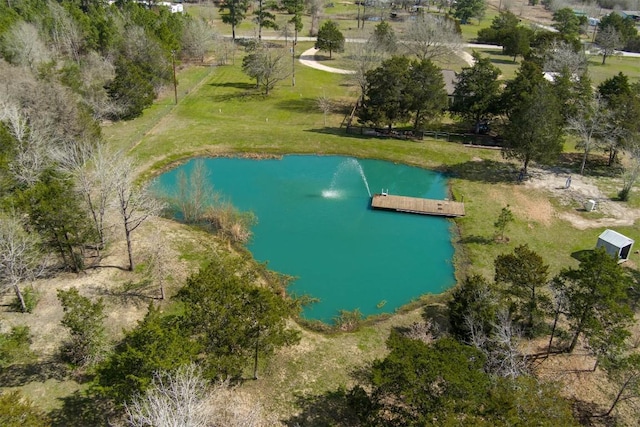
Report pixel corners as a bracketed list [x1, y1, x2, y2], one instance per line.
[229, 35, 640, 73]
[298, 43, 502, 74]
[299, 48, 356, 74]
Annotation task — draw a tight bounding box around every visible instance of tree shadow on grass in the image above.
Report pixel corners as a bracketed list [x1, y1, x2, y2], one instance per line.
[277, 97, 318, 113]
[0, 361, 70, 387]
[571, 249, 593, 262]
[489, 57, 517, 65]
[283, 389, 360, 427]
[557, 153, 623, 178]
[208, 81, 255, 90]
[624, 268, 640, 310]
[87, 278, 159, 307]
[458, 235, 494, 245]
[206, 82, 264, 103]
[447, 159, 520, 183]
[304, 127, 419, 141]
[49, 390, 118, 427]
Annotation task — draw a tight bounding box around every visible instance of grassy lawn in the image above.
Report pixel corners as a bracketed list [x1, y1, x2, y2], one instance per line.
[587, 55, 640, 85]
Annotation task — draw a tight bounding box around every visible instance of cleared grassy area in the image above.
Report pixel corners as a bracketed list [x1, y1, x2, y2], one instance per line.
[587, 55, 640, 85]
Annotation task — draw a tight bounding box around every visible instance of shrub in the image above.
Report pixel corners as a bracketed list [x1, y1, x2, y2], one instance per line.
[57, 288, 107, 366]
[0, 326, 32, 367]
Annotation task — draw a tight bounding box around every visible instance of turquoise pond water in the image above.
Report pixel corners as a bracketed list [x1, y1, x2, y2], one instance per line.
[155, 155, 455, 323]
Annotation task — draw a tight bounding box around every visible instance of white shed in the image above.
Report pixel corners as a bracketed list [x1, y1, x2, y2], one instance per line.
[596, 229, 634, 262]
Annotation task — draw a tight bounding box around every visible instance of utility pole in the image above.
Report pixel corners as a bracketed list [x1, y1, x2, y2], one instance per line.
[171, 50, 178, 105]
[292, 29, 297, 86]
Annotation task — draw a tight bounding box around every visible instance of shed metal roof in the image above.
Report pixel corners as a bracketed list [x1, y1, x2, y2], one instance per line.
[598, 229, 634, 248]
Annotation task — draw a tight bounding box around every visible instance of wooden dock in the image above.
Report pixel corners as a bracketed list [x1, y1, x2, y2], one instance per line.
[370, 194, 465, 217]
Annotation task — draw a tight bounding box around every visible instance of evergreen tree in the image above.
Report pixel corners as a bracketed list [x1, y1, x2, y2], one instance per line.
[552, 8, 582, 39]
[493, 205, 514, 241]
[494, 244, 549, 332]
[0, 391, 50, 427]
[477, 10, 520, 45]
[315, 20, 344, 59]
[358, 56, 412, 130]
[96, 305, 200, 403]
[448, 274, 499, 343]
[453, 0, 486, 24]
[364, 333, 489, 424]
[553, 248, 633, 353]
[106, 57, 155, 120]
[370, 20, 397, 54]
[450, 52, 501, 133]
[405, 58, 448, 130]
[254, 0, 278, 41]
[502, 83, 564, 173]
[219, 0, 250, 41]
[177, 255, 300, 380]
[500, 60, 546, 119]
[15, 170, 95, 272]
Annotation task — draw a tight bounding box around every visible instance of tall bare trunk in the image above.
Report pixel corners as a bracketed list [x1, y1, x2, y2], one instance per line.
[13, 284, 26, 313]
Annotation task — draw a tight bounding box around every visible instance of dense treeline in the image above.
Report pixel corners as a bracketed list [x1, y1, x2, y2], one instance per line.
[0, 0, 215, 120]
[357, 15, 640, 195]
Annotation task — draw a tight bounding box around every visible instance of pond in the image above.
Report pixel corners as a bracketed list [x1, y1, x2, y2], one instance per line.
[155, 155, 456, 323]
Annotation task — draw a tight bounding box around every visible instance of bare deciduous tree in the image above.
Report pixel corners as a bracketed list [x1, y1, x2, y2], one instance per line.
[0, 213, 46, 312]
[0, 101, 54, 186]
[543, 40, 588, 77]
[597, 26, 623, 65]
[174, 159, 215, 224]
[468, 310, 528, 378]
[67, 145, 122, 258]
[400, 14, 463, 61]
[316, 93, 332, 126]
[126, 364, 280, 427]
[144, 231, 172, 300]
[1, 21, 51, 70]
[182, 18, 217, 63]
[566, 95, 617, 175]
[48, 0, 84, 63]
[307, 0, 323, 36]
[619, 134, 640, 201]
[113, 155, 164, 271]
[241, 44, 290, 95]
[126, 364, 210, 427]
[80, 52, 120, 121]
[345, 41, 385, 103]
[403, 320, 436, 344]
[488, 310, 528, 378]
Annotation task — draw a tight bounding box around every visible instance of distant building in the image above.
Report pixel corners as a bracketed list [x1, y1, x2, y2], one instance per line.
[618, 10, 640, 22]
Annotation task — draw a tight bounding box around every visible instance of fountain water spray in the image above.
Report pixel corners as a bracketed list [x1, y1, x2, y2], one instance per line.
[322, 158, 371, 198]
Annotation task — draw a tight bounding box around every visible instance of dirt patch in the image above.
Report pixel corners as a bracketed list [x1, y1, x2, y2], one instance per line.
[488, 184, 554, 226]
[523, 167, 640, 230]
